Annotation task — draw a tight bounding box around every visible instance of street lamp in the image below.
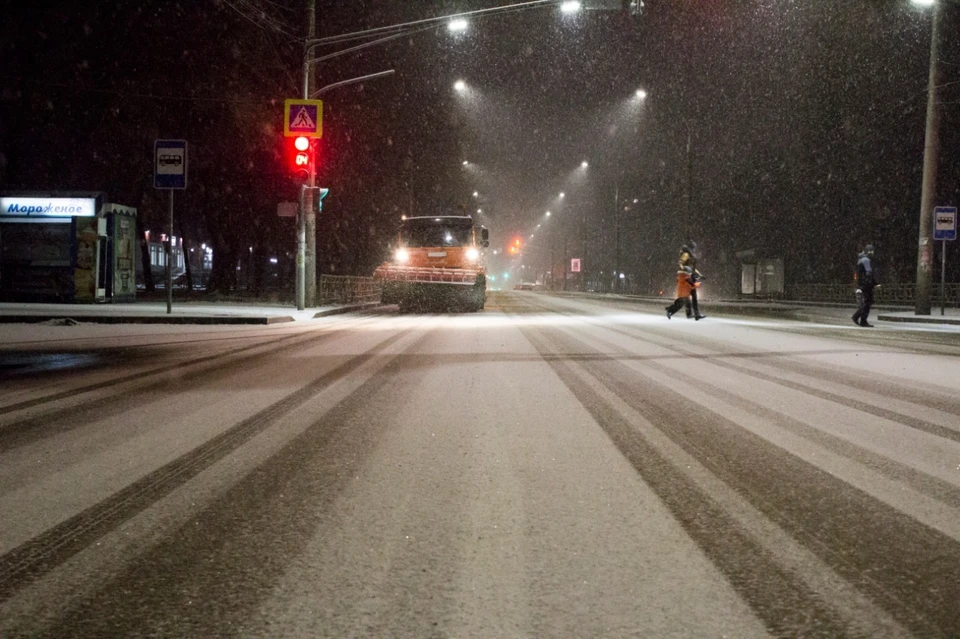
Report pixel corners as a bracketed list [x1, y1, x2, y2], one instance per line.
[454, 79, 467, 91]
[448, 18, 468, 32]
[580, 160, 589, 169]
[560, 0, 582, 13]
[635, 88, 647, 100]
[546, 211, 551, 217]
[462, 160, 469, 166]
[559, 192, 565, 198]
[473, 191, 479, 197]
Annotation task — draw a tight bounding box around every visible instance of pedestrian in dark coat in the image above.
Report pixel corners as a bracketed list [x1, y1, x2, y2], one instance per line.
[852, 244, 880, 327]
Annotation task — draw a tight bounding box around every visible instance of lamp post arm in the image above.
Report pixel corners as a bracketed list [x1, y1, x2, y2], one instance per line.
[311, 70, 396, 98]
[305, 0, 560, 49]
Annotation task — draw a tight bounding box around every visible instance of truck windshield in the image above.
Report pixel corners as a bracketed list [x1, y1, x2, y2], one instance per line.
[401, 222, 472, 248]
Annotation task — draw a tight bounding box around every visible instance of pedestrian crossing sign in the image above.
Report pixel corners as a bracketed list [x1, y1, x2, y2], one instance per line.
[284, 99, 323, 138]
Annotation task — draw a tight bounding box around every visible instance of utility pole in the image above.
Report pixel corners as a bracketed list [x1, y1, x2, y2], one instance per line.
[303, 0, 318, 307]
[915, 2, 942, 316]
[685, 122, 692, 239]
[581, 207, 588, 291]
[614, 181, 620, 293]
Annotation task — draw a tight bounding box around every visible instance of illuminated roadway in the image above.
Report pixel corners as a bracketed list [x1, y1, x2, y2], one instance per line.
[1, 292, 959, 637]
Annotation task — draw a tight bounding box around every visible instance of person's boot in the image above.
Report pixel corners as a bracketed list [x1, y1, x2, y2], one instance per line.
[666, 306, 673, 320]
[695, 314, 706, 321]
[852, 314, 860, 326]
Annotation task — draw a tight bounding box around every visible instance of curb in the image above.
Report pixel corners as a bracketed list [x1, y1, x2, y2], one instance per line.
[876, 314, 960, 326]
[546, 292, 802, 318]
[313, 302, 381, 318]
[0, 314, 296, 325]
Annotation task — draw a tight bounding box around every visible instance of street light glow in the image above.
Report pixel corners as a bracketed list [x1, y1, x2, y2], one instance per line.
[462, 160, 469, 166]
[448, 18, 468, 32]
[546, 211, 551, 217]
[559, 192, 565, 198]
[633, 198, 639, 204]
[636, 88, 647, 100]
[560, 0, 581, 13]
[454, 79, 466, 91]
[473, 191, 479, 197]
[910, 0, 935, 5]
[581, 160, 589, 168]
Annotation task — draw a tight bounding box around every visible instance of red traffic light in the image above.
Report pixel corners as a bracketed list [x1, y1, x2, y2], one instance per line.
[288, 136, 315, 181]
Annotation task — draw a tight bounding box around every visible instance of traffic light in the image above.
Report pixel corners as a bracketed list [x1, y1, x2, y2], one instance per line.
[508, 237, 522, 255]
[289, 136, 312, 182]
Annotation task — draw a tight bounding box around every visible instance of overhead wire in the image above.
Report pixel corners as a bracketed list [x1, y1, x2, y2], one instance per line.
[221, 0, 298, 40]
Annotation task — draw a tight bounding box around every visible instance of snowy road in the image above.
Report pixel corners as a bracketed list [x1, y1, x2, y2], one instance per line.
[1, 292, 959, 637]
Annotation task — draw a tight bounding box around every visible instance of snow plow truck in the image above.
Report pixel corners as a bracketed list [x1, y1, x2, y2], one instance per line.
[375, 215, 489, 311]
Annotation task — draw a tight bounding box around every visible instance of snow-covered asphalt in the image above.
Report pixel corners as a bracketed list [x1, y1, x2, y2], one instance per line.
[1, 291, 959, 637]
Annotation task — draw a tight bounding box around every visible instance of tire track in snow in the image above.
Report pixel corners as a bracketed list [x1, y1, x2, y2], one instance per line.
[529, 323, 960, 637]
[0, 327, 411, 603]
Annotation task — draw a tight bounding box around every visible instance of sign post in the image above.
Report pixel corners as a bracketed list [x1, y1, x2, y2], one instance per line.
[154, 139, 188, 314]
[933, 206, 957, 316]
[283, 99, 323, 309]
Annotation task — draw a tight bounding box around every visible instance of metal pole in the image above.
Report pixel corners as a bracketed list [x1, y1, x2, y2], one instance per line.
[941, 240, 946, 316]
[685, 124, 692, 239]
[303, 0, 318, 307]
[614, 181, 620, 293]
[915, 3, 941, 315]
[166, 190, 173, 314]
[581, 207, 587, 291]
[296, 184, 306, 310]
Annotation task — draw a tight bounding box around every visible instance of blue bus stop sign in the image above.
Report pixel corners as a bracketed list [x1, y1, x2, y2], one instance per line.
[154, 139, 187, 190]
[933, 206, 957, 241]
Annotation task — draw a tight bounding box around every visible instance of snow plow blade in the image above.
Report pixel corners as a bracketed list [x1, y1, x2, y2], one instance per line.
[373, 265, 480, 285]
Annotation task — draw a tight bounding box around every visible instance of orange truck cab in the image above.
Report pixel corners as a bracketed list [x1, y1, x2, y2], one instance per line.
[374, 215, 489, 311]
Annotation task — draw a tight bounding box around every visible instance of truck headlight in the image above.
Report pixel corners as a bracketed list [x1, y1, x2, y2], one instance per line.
[465, 247, 479, 261]
[395, 248, 409, 263]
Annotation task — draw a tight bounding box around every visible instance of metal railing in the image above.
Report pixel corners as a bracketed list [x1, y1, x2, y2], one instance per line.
[787, 283, 960, 307]
[317, 274, 382, 305]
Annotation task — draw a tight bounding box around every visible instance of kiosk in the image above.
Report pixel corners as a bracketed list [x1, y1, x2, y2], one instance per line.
[0, 192, 137, 303]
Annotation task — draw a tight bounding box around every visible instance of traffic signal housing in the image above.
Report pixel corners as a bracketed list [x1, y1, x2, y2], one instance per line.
[289, 136, 312, 182]
[508, 237, 522, 255]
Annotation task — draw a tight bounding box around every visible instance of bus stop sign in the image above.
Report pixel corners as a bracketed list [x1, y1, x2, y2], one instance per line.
[934, 206, 957, 241]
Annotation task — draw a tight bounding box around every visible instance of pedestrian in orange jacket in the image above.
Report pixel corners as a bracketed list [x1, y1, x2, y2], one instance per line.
[666, 266, 702, 320]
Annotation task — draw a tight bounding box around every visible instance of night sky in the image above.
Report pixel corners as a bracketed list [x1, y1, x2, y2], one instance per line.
[1, 0, 958, 292]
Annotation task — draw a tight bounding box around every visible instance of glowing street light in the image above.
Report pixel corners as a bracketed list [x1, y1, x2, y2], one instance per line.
[454, 79, 467, 91]
[559, 192, 565, 198]
[462, 160, 469, 166]
[910, 0, 934, 5]
[545, 211, 551, 217]
[635, 88, 647, 100]
[560, 0, 582, 13]
[448, 18, 468, 32]
[473, 191, 479, 197]
[580, 160, 589, 169]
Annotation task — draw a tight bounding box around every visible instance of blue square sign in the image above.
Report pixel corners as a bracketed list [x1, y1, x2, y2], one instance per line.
[154, 139, 187, 189]
[934, 206, 957, 241]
